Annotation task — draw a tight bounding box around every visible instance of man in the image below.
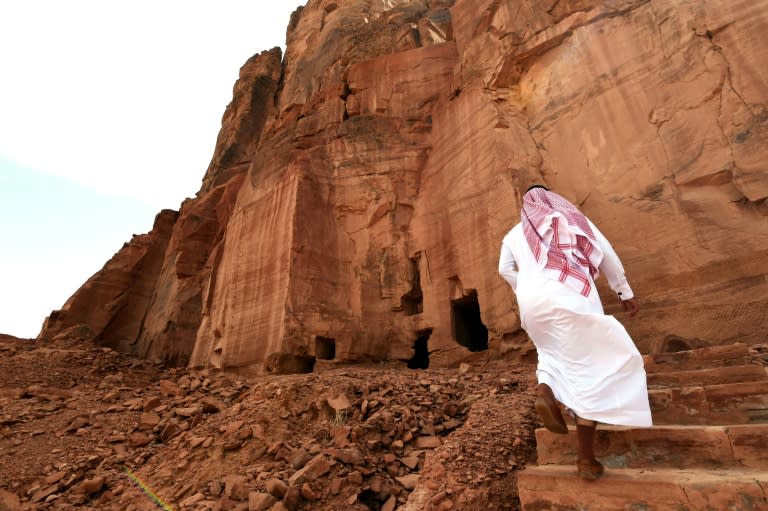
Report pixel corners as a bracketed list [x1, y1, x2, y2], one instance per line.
[498, 185, 652, 480]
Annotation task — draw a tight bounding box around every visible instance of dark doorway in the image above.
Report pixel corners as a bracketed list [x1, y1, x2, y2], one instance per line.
[663, 337, 691, 353]
[407, 328, 433, 369]
[315, 336, 336, 360]
[451, 290, 488, 352]
[266, 353, 316, 374]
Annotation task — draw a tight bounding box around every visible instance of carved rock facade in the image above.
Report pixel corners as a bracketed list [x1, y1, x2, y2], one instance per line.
[39, 0, 768, 373]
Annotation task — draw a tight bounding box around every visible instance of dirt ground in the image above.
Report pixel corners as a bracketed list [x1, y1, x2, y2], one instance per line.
[0, 334, 539, 511]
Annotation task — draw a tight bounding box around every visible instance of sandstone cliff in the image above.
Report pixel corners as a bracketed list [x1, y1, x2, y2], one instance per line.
[39, 0, 768, 373]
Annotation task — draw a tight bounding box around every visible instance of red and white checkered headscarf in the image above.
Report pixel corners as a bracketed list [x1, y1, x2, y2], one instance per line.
[521, 188, 603, 297]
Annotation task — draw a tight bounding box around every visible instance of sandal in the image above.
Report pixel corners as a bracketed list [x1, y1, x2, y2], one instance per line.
[534, 394, 568, 434]
[577, 458, 604, 480]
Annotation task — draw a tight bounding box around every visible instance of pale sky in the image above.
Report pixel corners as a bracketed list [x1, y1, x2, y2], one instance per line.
[0, 1, 303, 338]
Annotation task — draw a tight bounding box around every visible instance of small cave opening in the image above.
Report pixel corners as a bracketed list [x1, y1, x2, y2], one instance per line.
[315, 336, 336, 360]
[664, 338, 691, 353]
[407, 328, 433, 370]
[266, 353, 316, 374]
[451, 290, 488, 352]
[660, 335, 693, 353]
[294, 356, 317, 374]
[400, 255, 423, 315]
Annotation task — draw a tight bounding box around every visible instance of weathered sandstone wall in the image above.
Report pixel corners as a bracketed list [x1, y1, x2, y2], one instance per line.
[39, 0, 768, 373]
[38, 210, 178, 352]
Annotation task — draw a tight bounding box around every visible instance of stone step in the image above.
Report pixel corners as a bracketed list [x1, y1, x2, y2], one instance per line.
[647, 364, 767, 387]
[517, 466, 768, 511]
[535, 424, 768, 469]
[643, 343, 752, 373]
[649, 380, 768, 425]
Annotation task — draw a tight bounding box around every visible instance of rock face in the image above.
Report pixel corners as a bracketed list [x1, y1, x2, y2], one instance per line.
[39, 210, 178, 353]
[39, 0, 768, 372]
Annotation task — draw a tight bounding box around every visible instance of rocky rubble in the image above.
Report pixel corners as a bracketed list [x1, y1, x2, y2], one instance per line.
[0, 335, 537, 511]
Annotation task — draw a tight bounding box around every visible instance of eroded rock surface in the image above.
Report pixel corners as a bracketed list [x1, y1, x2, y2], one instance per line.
[37, 0, 768, 371]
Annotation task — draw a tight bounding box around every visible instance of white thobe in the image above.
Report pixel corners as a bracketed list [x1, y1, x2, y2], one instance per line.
[499, 220, 652, 427]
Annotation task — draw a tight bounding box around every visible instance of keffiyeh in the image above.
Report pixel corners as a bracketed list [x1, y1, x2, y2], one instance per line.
[521, 188, 603, 296]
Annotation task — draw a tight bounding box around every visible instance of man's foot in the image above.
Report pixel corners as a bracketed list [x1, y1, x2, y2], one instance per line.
[577, 458, 604, 480]
[534, 385, 568, 434]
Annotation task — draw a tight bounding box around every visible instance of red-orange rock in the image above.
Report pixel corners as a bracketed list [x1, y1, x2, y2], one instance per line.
[0, 489, 21, 511]
[35, 0, 768, 374]
[202, 48, 283, 192]
[517, 465, 768, 511]
[38, 210, 178, 352]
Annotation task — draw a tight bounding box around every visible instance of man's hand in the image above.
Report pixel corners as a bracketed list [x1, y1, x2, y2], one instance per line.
[622, 297, 639, 317]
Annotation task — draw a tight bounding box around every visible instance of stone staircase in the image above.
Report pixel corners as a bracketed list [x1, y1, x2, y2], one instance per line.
[516, 343, 768, 510]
